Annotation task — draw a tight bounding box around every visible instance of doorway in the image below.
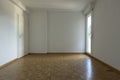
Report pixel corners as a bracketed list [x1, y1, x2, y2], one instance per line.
[86, 13, 92, 54]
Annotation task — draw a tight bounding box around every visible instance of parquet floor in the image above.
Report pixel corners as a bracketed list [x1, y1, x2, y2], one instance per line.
[0, 54, 120, 80]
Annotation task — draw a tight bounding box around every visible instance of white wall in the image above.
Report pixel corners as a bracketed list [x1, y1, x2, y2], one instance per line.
[92, 0, 120, 70]
[48, 11, 85, 52]
[0, 0, 28, 66]
[29, 10, 48, 53]
[29, 10, 85, 53]
[0, 0, 17, 66]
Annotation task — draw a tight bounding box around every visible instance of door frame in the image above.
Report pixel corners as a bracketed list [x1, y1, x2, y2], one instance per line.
[16, 13, 20, 58]
[85, 11, 93, 54]
[16, 13, 24, 58]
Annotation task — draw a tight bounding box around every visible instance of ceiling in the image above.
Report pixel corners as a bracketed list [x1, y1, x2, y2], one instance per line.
[19, 0, 94, 11]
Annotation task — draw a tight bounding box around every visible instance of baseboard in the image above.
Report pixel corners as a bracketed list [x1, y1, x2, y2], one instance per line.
[29, 53, 47, 55]
[86, 53, 120, 74]
[29, 52, 85, 54]
[0, 58, 18, 70]
[48, 52, 85, 54]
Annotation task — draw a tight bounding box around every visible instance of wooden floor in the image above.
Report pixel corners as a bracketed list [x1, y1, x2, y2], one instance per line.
[0, 54, 120, 80]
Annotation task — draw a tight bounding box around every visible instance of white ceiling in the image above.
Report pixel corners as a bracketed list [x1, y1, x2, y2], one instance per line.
[19, 0, 94, 11]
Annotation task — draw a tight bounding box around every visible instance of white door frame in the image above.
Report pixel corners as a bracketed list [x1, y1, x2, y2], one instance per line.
[16, 13, 24, 58]
[85, 12, 93, 54]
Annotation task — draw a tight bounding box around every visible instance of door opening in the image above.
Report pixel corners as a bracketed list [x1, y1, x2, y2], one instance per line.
[86, 13, 92, 54]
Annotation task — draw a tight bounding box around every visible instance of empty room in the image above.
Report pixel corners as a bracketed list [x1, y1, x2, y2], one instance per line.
[0, 0, 120, 80]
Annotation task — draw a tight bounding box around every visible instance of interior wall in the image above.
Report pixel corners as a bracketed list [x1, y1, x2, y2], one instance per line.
[0, 0, 17, 66]
[29, 10, 85, 53]
[0, 0, 28, 66]
[29, 10, 48, 53]
[48, 11, 85, 53]
[92, 0, 120, 70]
